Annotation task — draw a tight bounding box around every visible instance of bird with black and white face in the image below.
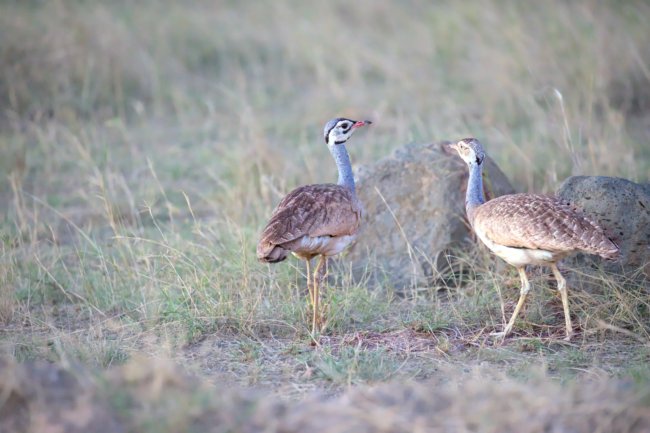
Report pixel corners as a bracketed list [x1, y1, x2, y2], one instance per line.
[449, 138, 619, 341]
[322, 118, 372, 193]
[324, 118, 372, 145]
[257, 117, 372, 338]
[450, 138, 485, 166]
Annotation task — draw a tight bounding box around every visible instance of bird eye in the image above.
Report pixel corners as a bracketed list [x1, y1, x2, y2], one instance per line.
[341, 123, 350, 130]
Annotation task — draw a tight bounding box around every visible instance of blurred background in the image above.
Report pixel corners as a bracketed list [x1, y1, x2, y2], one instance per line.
[2, 1, 649, 220]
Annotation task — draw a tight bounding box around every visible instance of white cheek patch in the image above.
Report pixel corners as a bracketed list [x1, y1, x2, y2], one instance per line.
[329, 127, 350, 143]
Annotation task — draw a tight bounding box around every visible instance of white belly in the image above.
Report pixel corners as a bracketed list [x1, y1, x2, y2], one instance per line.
[292, 234, 357, 258]
[474, 229, 563, 267]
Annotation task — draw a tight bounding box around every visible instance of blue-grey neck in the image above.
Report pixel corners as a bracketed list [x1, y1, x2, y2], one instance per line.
[466, 161, 485, 216]
[329, 142, 355, 194]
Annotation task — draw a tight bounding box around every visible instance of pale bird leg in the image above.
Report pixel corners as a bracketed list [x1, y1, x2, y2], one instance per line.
[317, 256, 329, 332]
[551, 264, 573, 341]
[492, 267, 530, 340]
[305, 258, 314, 309]
[311, 256, 327, 336]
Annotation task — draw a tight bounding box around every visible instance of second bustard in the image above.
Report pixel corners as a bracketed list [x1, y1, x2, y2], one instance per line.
[257, 118, 372, 336]
[450, 138, 619, 341]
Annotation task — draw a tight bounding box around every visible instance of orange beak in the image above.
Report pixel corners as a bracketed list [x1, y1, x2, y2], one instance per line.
[352, 120, 372, 128]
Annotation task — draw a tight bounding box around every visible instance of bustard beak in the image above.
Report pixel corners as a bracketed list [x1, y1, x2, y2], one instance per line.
[447, 142, 459, 151]
[352, 120, 372, 128]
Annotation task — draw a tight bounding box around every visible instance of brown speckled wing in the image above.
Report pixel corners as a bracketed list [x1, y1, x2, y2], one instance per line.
[472, 194, 619, 259]
[257, 184, 362, 255]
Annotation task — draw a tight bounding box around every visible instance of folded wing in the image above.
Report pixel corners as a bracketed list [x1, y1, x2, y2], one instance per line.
[472, 194, 618, 259]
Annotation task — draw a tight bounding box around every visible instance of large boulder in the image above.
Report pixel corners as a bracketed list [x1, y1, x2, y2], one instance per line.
[346, 141, 515, 289]
[556, 176, 650, 276]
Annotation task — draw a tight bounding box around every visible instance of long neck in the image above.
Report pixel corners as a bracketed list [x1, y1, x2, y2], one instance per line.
[329, 142, 355, 194]
[466, 161, 485, 220]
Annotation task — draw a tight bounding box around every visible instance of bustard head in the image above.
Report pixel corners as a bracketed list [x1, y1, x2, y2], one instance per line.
[324, 118, 372, 145]
[449, 138, 486, 166]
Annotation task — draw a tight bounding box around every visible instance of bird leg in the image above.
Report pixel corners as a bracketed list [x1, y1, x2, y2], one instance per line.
[317, 256, 329, 331]
[492, 267, 530, 340]
[551, 264, 573, 341]
[305, 258, 314, 308]
[311, 256, 328, 335]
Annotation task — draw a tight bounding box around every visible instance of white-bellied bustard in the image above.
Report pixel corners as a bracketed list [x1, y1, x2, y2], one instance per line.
[257, 118, 372, 337]
[449, 138, 619, 341]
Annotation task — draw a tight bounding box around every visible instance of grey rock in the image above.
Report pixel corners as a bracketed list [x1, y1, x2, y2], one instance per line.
[346, 141, 515, 289]
[556, 176, 650, 276]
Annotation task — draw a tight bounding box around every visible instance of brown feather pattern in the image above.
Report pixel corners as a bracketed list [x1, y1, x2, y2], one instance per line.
[470, 194, 619, 259]
[257, 184, 363, 262]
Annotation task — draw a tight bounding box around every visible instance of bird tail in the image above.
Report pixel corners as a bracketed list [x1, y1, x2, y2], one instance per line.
[578, 212, 621, 262]
[599, 240, 620, 262]
[257, 242, 288, 263]
[584, 237, 620, 262]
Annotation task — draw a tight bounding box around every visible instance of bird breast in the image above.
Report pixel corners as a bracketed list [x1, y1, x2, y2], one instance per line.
[292, 234, 358, 259]
[474, 226, 566, 267]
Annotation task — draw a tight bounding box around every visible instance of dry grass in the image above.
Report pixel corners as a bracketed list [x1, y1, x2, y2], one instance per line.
[1, 0, 650, 429]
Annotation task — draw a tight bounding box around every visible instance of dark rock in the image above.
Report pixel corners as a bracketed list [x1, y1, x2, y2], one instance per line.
[556, 176, 650, 276]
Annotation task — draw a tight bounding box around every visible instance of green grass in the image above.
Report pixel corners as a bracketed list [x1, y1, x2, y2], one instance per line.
[1, 0, 649, 417]
[307, 346, 400, 386]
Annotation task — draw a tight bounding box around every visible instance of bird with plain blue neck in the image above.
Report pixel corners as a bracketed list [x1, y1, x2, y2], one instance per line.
[449, 138, 619, 341]
[257, 118, 372, 337]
